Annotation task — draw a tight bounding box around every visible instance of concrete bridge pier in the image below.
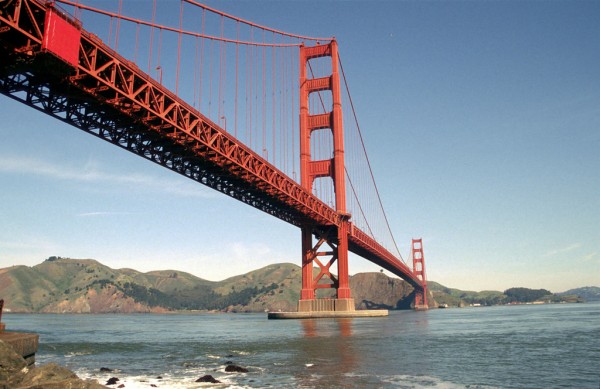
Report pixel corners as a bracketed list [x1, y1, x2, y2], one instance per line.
[0, 300, 39, 366]
[269, 297, 388, 319]
[298, 297, 356, 313]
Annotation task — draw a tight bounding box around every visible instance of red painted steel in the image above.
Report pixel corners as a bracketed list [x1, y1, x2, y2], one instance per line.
[299, 41, 351, 304]
[411, 239, 429, 308]
[56, 0, 314, 48]
[0, 0, 427, 309]
[42, 8, 80, 67]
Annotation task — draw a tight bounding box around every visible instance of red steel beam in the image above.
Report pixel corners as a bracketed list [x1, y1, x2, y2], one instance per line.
[0, 0, 425, 293]
[349, 225, 422, 289]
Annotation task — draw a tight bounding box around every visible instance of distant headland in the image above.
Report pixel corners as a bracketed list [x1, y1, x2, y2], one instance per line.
[0, 257, 595, 313]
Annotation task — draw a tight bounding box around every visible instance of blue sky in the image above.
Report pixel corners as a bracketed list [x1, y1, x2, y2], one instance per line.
[0, 0, 598, 293]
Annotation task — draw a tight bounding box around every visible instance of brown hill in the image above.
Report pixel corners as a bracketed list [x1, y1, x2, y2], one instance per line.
[351, 272, 417, 310]
[0, 257, 428, 313]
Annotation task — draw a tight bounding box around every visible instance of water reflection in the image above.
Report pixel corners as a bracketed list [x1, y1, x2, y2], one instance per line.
[301, 318, 353, 337]
[413, 310, 430, 331]
[294, 318, 358, 387]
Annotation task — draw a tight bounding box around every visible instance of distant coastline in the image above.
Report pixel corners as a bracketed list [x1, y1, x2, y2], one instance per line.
[1, 257, 596, 314]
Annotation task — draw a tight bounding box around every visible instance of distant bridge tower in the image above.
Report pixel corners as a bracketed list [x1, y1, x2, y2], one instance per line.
[411, 238, 429, 310]
[298, 40, 354, 313]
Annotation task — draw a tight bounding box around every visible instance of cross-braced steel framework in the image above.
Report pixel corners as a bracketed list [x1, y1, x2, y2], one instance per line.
[298, 41, 353, 311]
[0, 0, 427, 311]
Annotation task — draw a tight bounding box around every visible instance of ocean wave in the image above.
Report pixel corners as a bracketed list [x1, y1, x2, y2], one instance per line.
[77, 370, 258, 389]
[65, 351, 92, 358]
[377, 373, 499, 388]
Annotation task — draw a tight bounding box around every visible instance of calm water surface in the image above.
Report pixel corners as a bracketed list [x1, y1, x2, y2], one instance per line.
[4, 302, 599, 388]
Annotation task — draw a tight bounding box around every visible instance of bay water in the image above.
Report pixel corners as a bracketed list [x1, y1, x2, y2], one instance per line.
[4, 302, 599, 388]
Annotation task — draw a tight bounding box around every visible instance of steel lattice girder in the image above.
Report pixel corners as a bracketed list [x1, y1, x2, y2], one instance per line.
[0, 68, 312, 227]
[0, 2, 339, 229]
[0, 0, 425, 293]
[68, 29, 341, 228]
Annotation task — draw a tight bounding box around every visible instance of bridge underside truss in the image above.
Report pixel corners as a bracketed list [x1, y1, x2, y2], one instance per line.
[0, 0, 339, 231]
[0, 0, 426, 303]
[0, 65, 310, 226]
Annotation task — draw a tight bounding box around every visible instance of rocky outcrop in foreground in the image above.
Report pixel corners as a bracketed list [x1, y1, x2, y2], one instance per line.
[0, 340, 106, 389]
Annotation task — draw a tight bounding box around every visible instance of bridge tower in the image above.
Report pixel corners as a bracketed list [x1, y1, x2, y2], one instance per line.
[298, 40, 354, 313]
[411, 238, 429, 310]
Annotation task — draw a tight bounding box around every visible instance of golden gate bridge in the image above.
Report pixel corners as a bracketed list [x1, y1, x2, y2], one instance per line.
[0, 0, 428, 315]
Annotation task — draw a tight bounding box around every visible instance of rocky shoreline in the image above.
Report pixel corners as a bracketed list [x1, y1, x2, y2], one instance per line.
[1, 339, 254, 388]
[0, 339, 107, 389]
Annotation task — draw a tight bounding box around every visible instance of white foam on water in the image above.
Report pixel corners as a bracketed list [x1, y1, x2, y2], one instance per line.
[65, 351, 92, 358]
[375, 373, 499, 388]
[79, 372, 244, 389]
[229, 350, 252, 356]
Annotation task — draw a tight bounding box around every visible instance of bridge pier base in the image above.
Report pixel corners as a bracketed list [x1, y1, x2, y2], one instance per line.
[297, 298, 355, 313]
[269, 297, 388, 319]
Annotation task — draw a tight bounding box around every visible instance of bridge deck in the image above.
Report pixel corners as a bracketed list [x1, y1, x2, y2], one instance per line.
[0, 0, 424, 292]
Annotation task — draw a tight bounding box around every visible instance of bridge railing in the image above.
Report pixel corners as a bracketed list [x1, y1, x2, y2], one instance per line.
[349, 224, 422, 289]
[0, 0, 427, 297]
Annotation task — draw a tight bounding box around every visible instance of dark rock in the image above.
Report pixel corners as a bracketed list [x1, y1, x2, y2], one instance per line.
[100, 367, 113, 372]
[350, 272, 414, 310]
[20, 362, 107, 388]
[1, 340, 106, 389]
[106, 376, 120, 385]
[156, 376, 163, 379]
[150, 385, 157, 388]
[0, 340, 28, 387]
[225, 364, 249, 373]
[225, 360, 233, 365]
[196, 374, 221, 383]
[21, 362, 78, 382]
[118, 385, 125, 388]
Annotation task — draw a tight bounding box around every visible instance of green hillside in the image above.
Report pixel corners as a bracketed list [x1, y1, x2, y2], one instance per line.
[0, 258, 308, 313]
[558, 286, 600, 302]
[0, 257, 590, 313]
[428, 281, 585, 306]
[428, 281, 506, 306]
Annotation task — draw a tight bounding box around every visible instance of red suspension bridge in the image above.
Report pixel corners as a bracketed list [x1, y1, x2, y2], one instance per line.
[0, 0, 428, 313]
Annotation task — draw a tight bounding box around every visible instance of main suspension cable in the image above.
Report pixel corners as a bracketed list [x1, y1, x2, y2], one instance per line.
[338, 54, 405, 263]
[56, 0, 332, 47]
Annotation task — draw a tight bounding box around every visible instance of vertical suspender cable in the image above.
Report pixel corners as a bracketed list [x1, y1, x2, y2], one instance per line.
[198, 9, 205, 110]
[339, 54, 404, 262]
[222, 17, 227, 130]
[262, 30, 267, 159]
[176, 0, 183, 95]
[115, 0, 122, 50]
[254, 30, 259, 152]
[248, 27, 253, 148]
[271, 32, 276, 165]
[282, 42, 288, 175]
[218, 15, 224, 126]
[74, 0, 81, 20]
[291, 43, 297, 181]
[108, 16, 113, 48]
[208, 39, 213, 118]
[194, 36, 198, 108]
[234, 22, 239, 138]
[157, 29, 163, 72]
[148, 0, 157, 73]
[134, 23, 140, 63]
